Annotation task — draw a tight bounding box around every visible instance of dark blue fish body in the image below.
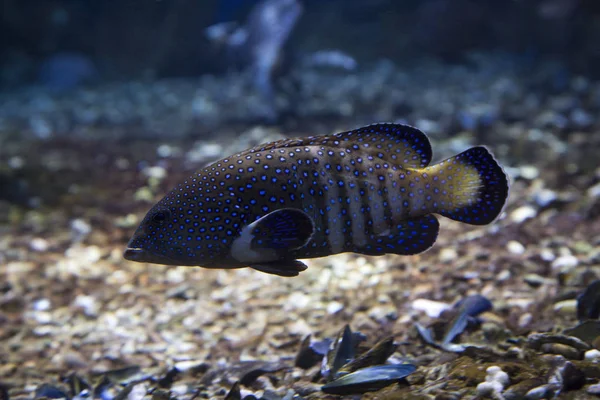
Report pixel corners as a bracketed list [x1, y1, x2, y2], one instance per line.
[125, 124, 509, 276]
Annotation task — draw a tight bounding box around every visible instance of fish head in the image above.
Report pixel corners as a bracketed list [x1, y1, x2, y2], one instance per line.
[124, 197, 232, 268]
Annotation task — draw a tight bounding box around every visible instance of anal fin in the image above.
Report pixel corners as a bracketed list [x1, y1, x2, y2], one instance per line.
[250, 259, 308, 277]
[353, 215, 440, 256]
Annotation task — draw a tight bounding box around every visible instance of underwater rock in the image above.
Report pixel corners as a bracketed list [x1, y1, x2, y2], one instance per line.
[577, 280, 600, 321]
[321, 364, 417, 395]
[503, 378, 547, 400]
[527, 333, 591, 352]
[540, 343, 583, 360]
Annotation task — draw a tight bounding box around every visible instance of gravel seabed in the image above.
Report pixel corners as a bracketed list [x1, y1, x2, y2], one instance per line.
[1, 56, 600, 399]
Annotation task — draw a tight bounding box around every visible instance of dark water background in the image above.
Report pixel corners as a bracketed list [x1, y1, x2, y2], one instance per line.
[2, 0, 599, 87]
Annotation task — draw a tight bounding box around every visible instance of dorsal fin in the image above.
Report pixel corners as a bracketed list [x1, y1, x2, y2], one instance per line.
[332, 123, 433, 168]
[237, 123, 433, 169]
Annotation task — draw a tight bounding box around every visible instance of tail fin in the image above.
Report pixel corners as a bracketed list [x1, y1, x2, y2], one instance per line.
[426, 146, 509, 225]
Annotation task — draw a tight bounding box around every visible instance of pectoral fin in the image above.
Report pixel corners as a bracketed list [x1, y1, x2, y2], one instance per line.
[231, 208, 315, 264]
[250, 259, 308, 277]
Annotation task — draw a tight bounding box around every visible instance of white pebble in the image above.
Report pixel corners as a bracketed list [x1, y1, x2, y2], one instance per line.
[585, 349, 600, 361]
[201, 143, 223, 159]
[539, 248, 555, 262]
[157, 144, 173, 158]
[439, 248, 458, 263]
[70, 218, 92, 242]
[497, 269, 511, 281]
[518, 312, 533, 328]
[73, 294, 99, 317]
[8, 156, 24, 169]
[510, 206, 537, 224]
[327, 301, 344, 314]
[588, 182, 600, 198]
[143, 165, 167, 180]
[33, 298, 51, 311]
[486, 365, 510, 387]
[534, 188, 557, 207]
[520, 165, 539, 180]
[412, 299, 451, 318]
[285, 292, 310, 310]
[30, 238, 49, 252]
[476, 381, 503, 397]
[507, 240, 526, 255]
[551, 255, 578, 270]
[553, 299, 577, 315]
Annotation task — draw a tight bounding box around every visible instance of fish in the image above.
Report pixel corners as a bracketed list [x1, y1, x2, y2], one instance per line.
[124, 123, 509, 277]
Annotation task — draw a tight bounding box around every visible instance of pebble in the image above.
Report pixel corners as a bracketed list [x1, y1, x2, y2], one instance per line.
[476, 380, 503, 397]
[585, 349, 600, 361]
[8, 156, 24, 169]
[539, 248, 555, 262]
[551, 255, 579, 271]
[519, 165, 540, 180]
[588, 182, 600, 198]
[288, 319, 312, 337]
[588, 382, 600, 395]
[533, 188, 557, 208]
[284, 293, 311, 310]
[438, 248, 458, 263]
[143, 165, 167, 181]
[518, 313, 533, 328]
[524, 274, 547, 288]
[368, 305, 398, 323]
[174, 360, 207, 373]
[412, 299, 451, 318]
[186, 142, 223, 163]
[497, 269, 511, 281]
[72, 294, 99, 317]
[32, 298, 51, 311]
[70, 218, 92, 243]
[552, 299, 577, 316]
[326, 301, 344, 315]
[133, 187, 155, 202]
[540, 343, 581, 360]
[156, 144, 174, 158]
[114, 214, 138, 228]
[29, 238, 49, 252]
[486, 365, 510, 387]
[507, 240, 526, 255]
[510, 206, 537, 224]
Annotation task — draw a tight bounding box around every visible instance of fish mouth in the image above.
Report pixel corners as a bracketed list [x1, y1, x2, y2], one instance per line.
[123, 246, 180, 265]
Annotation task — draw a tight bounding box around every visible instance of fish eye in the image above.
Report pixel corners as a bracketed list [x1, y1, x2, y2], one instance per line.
[151, 210, 169, 225]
